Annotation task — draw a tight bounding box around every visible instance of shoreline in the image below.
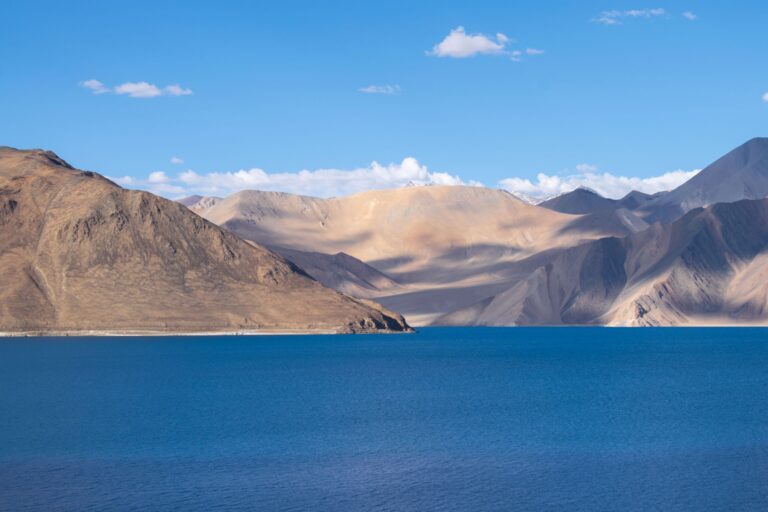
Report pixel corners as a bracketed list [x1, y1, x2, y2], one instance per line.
[2, 324, 767, 338]
[0, 328, 412, 338]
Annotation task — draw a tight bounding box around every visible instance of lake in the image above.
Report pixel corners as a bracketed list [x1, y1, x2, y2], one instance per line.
[1, 327, 768, 511]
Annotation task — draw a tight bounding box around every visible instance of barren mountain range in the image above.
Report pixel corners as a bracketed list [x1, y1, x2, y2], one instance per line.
[2, 138, 766, 332]
[0, 147, 409, 334]
[186, 137, 768, 326]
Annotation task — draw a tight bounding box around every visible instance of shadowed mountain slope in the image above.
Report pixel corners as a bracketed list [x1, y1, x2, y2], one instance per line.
[186, 186, 640, 324]
[277, 248, 404, 298]
[180, 139, 768, 326]
[0, 147, 409, 334]
[437, 198, 768, 326]
[638, 137, 768, 222]
[540, 188, 617, 214]
[540, 188, 659, 215]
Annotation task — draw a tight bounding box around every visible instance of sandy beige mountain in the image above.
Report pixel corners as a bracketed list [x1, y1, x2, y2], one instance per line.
[438, 199, 768, 326]
[187, 186, 636, 324]
[0, 147, 409, 334]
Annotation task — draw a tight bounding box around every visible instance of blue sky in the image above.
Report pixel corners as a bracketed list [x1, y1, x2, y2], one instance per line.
[1, 1, 767, 199]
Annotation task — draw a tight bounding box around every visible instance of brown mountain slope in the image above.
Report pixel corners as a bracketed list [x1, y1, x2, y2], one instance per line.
[437, 199, 768, 326]
[186, 186, 634, 324]
[0, 147, 409, 334]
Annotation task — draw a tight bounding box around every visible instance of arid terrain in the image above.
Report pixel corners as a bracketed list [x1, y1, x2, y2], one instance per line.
[0, 147, 410, 334]
[2, 139, 767, 332]
[185, 138, 768, 326]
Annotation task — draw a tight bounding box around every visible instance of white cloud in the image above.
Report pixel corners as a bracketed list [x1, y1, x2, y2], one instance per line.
[111, 160, 698, 203]
[428, 26, 508, 58]
[499, 165, 699, 201]
[593, 8, 666, 25]
[682, 11, 697, 20]
[176, 158, 483, 197]
[114, 158, 480, 198]
[170, 156, 184, 165]
[359, 84, 401, 95]
[114, 81, 163, 98]
[80, 79, 193, 98]
[427, 26, 543, 62]
[164, 84, 193, 96]
[148, 171, 170, 183]
[762, 91, 768, 103]
[80, 79, 110, 94]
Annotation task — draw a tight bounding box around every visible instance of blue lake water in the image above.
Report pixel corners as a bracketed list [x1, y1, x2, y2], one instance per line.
[1, 327, 768, 511]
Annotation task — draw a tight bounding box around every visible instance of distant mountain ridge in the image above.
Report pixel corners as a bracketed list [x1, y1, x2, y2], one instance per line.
[181, 137, 768, 326]
[182, 186, 661, 324]
[540, 188, 660, 214]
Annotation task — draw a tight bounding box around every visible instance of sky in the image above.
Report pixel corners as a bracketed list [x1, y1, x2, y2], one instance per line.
[1, 0, 767, 200]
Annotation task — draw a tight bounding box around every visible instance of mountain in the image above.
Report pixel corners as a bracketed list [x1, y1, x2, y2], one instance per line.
[180, 195, 222, 214]
[638, 137, 768, 222]
[277, 248, 404, 298]
[0, 147, 409, 334]
[437, 198, 768, 326]
[619, 190, 663, 210]
[538, 188, 654, 237]
[185, 186, 637, 324]
[540, 187, 659, 214]
[540, 138, 768, 225]
[539, 188, 618, 214]
[177, 195, 205, 207]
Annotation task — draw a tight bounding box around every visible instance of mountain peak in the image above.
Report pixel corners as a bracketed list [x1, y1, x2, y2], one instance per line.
[539, 187, 616, 214]
[573, 186, 602, 196]
[0, 150, 410, 334]
[744, 136, 768, 146]
[638, 137, 768, 222]
[731, 137, 768, 162]
[0, 147, 74, 171]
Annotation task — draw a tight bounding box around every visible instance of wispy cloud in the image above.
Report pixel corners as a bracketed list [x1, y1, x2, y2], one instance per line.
[592, 8, 666, 25]
[762, 91, 768, 103]
[682, 11, 697, 20]
[113, 158, 482, 198]
[170, 156, 184, 165]
[359, 84, 401, 95]
[80, 79, 110, 94]
[499, 164, 699, 201]
[427, 26, 508, 58]
[511, 48, 545, 62]
[80, 80, 192, 98]
[163, 84, 193, 96]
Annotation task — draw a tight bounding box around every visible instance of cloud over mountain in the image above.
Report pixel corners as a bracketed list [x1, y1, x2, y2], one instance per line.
[115, 158, 482, 198]
[499, 166, 699, 201]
